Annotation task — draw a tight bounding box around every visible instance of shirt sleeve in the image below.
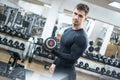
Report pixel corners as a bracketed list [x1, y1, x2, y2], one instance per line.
[52, 36, 88, 61]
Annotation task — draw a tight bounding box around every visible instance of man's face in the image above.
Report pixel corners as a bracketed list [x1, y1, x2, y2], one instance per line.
[72, 9, 87, 26]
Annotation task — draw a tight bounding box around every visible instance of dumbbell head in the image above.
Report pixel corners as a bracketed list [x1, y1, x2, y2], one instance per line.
[19, 43, 25, 50]
[101, 67, 106, 74]
[95, 67, 100, 73]
[89, 41, 94, 45]
[88, 46, 94, 52]
[43, 37, 57, 50]
[7, 39, 13, 46]
[37, 38, 43, 45]
[2, 38, 8, 44]
[111, 70, 116, 77]
[106, 70, 111, 76]
[78, 61, 83, 68]
[84, 63, 89, 69]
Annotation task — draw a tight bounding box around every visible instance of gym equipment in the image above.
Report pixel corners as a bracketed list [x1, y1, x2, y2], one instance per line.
[36, 38, 43, 45]
[43, 37, 57, 51]
[19, 43, 25, 50]
[88, 41, 94, 52]
[13, 41, 19, 48]
[100, 67, 106, 74]
[1, 37, 8, 45]
[95, 67, 100, 73]
[4, 51, 22, 74]
[78, 61, 83, 68]
[111, 70, 116, 77]
[106, 70, 111, 76]
[117, 73, 120, 78]
[84, 63, 89, 69]
[7, 39, 13, 46]
[44, 64, 50, 70]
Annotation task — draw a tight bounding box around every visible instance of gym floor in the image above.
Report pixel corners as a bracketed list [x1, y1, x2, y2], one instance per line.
[0, 49, 110, 80]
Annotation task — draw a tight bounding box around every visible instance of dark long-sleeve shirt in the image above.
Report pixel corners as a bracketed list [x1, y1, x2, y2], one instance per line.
[52, 28, 88, 68]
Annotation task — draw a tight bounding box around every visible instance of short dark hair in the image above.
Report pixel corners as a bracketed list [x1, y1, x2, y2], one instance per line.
[75, 3, 89, 15]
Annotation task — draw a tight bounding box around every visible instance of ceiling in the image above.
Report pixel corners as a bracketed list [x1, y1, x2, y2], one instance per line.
[84, 0, 120, 13]
[23, 0, 120, 13]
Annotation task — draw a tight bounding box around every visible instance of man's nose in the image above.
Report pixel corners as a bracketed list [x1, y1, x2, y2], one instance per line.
[74, 15, 79, 19]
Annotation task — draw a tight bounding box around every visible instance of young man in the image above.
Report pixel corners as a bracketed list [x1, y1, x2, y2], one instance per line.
[49, 3, 89, 80]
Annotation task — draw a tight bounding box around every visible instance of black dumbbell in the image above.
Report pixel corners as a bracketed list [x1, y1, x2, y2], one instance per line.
[95, 67, 100, 73]
[34, 47, 42, 55]
[7, 39, 13, 46]
[37, 38, 43, 45]
[117, 73, 120, 78]
[84, 63, 89, 69]
[78, 61, 83, 68]
[47, 54, 53, 59]
[89, 41, 94, 45]
[17, 31, 23, 38]
[43, 37, 57, 51]
[44, 64, 50, 70]
[13, 41, 19, 48]
[1, 38, 8, 45]
[0, 36, 2, 43]
[106, 70, 111, 76]
[88, 46, 94, 52]
[10, 29, 17, 36]
[100, 67, 106, 74]
[22, 34, 30, 40]
[111, 70, 116, 77]
[19, 43, 25, 50]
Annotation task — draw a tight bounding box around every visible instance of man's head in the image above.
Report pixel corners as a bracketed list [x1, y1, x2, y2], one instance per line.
[72, 3, 89, 29]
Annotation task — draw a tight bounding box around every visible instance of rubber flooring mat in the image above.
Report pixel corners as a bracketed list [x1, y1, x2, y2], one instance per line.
[0, 61, 25, 80]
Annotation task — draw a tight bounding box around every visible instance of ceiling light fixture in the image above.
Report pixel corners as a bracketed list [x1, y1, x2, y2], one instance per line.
[44, 4, 51, 8]
[108, 1, 120, 9]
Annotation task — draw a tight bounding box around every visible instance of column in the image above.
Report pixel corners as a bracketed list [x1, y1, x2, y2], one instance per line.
[41, 0, 64, 41]
[99, 25, 114, 55]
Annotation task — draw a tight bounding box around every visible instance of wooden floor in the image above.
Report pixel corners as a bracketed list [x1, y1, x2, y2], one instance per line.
[0, 49, 112, 80]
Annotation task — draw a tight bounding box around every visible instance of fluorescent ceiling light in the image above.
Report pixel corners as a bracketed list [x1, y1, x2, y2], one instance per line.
[44, 4, 51, 8]
[109, 1, 120, 9]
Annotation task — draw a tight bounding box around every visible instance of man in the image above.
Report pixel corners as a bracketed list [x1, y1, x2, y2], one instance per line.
[49, 3, 89, 80]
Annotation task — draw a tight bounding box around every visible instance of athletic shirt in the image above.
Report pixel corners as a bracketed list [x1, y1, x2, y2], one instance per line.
[52, 28, 88, 68]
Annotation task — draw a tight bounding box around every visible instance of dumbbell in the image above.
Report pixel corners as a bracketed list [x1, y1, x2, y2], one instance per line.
[94, 46, 100, 52]
[13, 41, 19, 48]
[36, 38, 43, 45]
[43, 37, 57, 51]
[100, 67, 106, 74]
[17, 31, 23, 38]
[106, 70, 111, 76]
[10, 29, 17, 36]
[0, 26, 7, 33]
[5, 27, 12, 34]
[1, 38, 8, 45]
[117, 73, 120, 78]
[22, 34, 30, 40]
[7, 39, 13, 47]
[78, 61, 83, 68]
[34, 47, 42, 55]
[84, 63, 89, 69]
[95, 67, 100, 73]
[44, 64, 50, 70]
[19, 43, 25, 50]
[0, 36, 2, 43]
[111, 70, 116, 77]
[47, 54, 54, 59]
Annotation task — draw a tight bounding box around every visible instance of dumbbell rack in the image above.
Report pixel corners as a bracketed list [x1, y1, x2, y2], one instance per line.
[28, 42, 54, 63]
[0, 32, 30, 61]
[76, 57, 120, 80]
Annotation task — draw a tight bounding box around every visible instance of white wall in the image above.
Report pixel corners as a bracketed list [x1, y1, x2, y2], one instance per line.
[58, 0, 120, 27]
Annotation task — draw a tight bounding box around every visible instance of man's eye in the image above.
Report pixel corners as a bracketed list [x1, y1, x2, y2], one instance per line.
[79, 15, 83, 18]
[74, 12, 77, 15]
